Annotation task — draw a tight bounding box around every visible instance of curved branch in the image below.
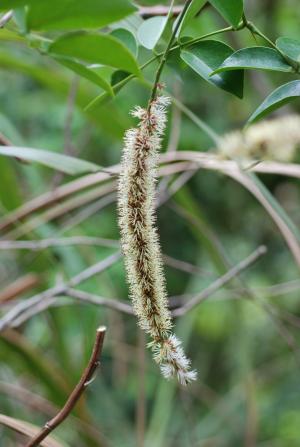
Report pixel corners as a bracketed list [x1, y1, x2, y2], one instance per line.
[25, 327, 106, 447]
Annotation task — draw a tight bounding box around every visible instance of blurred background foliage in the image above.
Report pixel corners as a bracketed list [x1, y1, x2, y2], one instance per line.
[0, 0, 300, 446]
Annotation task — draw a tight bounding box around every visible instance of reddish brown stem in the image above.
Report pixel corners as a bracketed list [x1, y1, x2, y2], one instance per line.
[25, 326, 106, 447]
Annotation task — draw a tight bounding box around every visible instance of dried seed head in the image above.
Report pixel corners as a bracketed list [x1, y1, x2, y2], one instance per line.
[219, 115, 300, 162]
[118, 96, 197, 385]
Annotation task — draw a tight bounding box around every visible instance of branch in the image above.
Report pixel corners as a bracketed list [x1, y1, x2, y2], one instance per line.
[148, 0, 193, 104]
[25, 326, 106, 447]
[0, 132, 13, 146]
[0, 252, 121, 331]
[138, 3, 210, 17]
[0, 289, 132, 328]
[0, 247, 267, 327]
[2, 151, 299, 234]
[3, 247, 267, 327]
[66, 289, 133, 315]
[163, 254, 213, 277]
[172, 246, 267, 317]
[139, 5, 183, 17]
[0, 274, 39, 303]
[0, 236, 119, 251]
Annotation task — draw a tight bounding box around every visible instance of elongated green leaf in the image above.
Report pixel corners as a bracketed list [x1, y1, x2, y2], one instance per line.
[53, 57, 114, 96]
[0, 146, 101, 175]
[276, 37, 300, 63]
[181, 40, 244, 98]
[13, 0, 137, 30]
[0, 0, 30, 8]
[178, 0, 206, 35]
[209, 0, 243, 28]
[137, 16, 168, 50]
[0, 50, 129, 137]
[0, 158, 22, 210]
[213, 47, 293, 74]
[111, 28, 138, 56]
[49, 32, 140, 77]
[0, 414, 67, 447]
[248, 80, 300, 123]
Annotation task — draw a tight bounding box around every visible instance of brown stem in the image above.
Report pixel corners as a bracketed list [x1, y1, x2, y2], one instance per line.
[0, 274, 39, 303]
[25, 326, 106, 447]
[139, 5, 183, 17]
[0, 132, 13, 146]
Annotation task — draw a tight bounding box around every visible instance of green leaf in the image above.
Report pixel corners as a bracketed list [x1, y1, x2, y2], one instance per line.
[137, 16, 168, 50]
[111, 28, 138, 56]
[0, 0, 29, 9]
[276, 37, 300, 63]
[209, 0, 244, 28]
[111, 70, 130, 86]
[0, 146, 101, 175]
[178, 0, 206, 35]
[53, 57, 114, 96]
[248, 80, 300, 123]
[181, 40, 244, 98]
[213, 47, 293, 74]
[0, 50, 129, 137]
[22, 0, 136, 31]
[49, 32, 140, 77]
[85, 73, 135, 110]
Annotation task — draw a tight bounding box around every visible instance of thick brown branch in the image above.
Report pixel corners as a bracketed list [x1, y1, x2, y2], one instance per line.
[25, 326, 106, 447]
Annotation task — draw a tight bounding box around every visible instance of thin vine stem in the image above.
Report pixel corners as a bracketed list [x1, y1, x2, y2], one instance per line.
[242, 14, 277, 49]
[85, 25, 238, 112]
[140, 78, 221, 144]
[148, 0, 193, 107]
[242, 13, 299, 72]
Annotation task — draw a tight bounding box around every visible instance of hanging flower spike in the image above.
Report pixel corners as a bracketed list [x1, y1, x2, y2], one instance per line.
[219, 115, 300, 162]
[118, 96, 197, 385]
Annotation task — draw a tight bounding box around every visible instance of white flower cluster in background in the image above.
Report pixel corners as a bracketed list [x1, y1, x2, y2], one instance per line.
[219, 115, 300, 162]
[118, 96, 196, 385]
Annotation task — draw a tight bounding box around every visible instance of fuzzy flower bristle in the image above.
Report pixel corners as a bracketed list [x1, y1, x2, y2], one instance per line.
[118, 96, 196, 385]
[218, 115, 300, 162]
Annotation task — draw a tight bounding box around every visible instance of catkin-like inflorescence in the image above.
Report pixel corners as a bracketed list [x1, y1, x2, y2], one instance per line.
[218, 115, 300, 162]
[118, 96, 197, 385]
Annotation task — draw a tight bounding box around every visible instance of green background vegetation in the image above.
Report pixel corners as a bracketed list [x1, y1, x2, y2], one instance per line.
[0, 0, 300, 446]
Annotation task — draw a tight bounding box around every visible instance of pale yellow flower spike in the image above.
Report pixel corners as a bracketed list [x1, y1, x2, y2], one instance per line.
[118, 96, 197, 385]
[219, 115, 300, 163]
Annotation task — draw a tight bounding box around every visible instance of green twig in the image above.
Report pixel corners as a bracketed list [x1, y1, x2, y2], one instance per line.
[85, 25, 237, 112]
[148, 0, 192, 108]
